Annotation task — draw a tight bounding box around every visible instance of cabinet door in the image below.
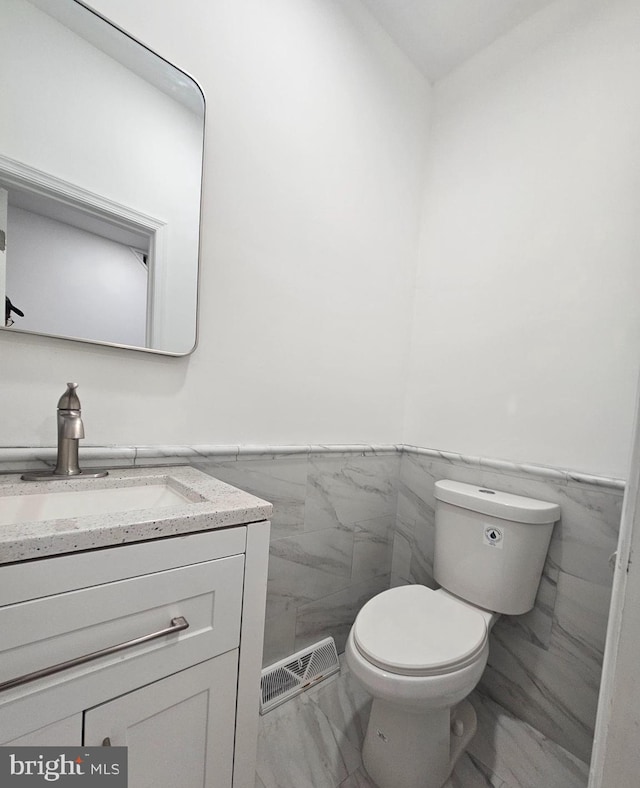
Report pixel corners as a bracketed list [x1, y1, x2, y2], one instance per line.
[84, 653, 238, 788]
[2, 714, 82, 746]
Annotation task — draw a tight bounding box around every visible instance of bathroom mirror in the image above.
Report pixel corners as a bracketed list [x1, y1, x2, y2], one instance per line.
[0, 0, 204, 355]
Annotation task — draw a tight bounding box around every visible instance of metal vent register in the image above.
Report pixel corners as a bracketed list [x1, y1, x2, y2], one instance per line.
[260, 637, 340, 713]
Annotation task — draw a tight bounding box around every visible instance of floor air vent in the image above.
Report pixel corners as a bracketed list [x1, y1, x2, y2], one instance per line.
[260, 637, 340, 714]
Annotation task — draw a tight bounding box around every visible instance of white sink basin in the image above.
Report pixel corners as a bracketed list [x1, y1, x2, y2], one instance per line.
[0, 483, 190, 526]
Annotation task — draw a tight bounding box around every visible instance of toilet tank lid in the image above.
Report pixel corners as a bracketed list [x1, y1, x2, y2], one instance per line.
[434, 480, 560, 524]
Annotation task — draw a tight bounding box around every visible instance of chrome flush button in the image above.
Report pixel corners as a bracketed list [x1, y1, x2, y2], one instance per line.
[483, 525, 503, 548]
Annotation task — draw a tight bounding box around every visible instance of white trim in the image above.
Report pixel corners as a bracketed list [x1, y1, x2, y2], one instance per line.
[0, 154, 165, 235]
[588, 383, 640, 786]
[0, 187, 7, 326]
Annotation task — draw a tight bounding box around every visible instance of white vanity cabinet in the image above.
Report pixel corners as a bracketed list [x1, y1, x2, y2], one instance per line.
[0, 519, 270, 788]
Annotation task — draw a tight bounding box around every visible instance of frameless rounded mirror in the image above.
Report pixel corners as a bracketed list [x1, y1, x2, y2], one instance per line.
[0, 0, 204, 355]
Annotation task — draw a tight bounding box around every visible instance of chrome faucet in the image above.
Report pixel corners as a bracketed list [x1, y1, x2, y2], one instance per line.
[22, 383, 108, 481]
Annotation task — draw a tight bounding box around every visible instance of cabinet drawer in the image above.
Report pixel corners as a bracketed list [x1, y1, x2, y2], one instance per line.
[1, 527, 247, 606]
[0, 554, 244, 704]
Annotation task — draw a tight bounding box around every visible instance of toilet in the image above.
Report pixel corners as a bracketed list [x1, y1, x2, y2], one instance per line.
[345, 480, 560, 788]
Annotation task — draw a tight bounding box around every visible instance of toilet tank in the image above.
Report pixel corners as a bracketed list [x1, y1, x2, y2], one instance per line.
[433, 480, 560, 615]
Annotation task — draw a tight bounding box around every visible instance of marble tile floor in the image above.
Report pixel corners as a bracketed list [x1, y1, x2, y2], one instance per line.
[255, 659, 590, 788]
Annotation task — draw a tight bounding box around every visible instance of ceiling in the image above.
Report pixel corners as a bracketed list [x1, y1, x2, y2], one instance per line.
[359, 0, 559, 81]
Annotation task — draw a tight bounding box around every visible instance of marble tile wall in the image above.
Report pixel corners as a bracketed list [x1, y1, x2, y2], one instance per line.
[193, 449, 400, 666]
[394, 448, 623, 764]
[0, 442, 622, 765]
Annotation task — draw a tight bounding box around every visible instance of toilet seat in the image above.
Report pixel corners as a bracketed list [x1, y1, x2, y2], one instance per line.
[353, 585, 488, 677]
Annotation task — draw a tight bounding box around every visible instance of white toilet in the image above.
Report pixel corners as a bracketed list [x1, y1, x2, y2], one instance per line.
[345, 480, 560, 788]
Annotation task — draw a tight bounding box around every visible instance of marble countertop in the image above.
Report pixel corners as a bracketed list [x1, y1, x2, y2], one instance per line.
[0, 466, 272, 565]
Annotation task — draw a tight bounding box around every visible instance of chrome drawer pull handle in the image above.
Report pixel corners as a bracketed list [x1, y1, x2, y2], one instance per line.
[0, 616, 189, 693]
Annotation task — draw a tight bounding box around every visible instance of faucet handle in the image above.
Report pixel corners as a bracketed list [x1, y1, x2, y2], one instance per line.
[57, 382, 81, 411]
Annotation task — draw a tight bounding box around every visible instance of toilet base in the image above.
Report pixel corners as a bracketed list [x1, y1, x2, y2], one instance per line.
[362, 698, 477, 788]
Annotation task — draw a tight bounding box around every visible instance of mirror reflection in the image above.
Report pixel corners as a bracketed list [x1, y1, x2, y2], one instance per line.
[0, 0, 205, 355]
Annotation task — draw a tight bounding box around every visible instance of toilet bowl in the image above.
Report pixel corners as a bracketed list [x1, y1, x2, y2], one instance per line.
[345, 585, 494, 788]
[346, 586, 492, 710]
[345, 480, 561, 788]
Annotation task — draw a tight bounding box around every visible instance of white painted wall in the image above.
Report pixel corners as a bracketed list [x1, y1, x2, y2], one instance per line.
[403, 0, 640, 478]
[7, 206, 147, 347]
[0, 0, 430, 448]
[0, 0, 203, 353]
[5, 0, 633, 479]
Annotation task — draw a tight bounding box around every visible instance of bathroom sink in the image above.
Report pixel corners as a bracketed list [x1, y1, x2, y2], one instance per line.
[0, 483, 190, 526]
[0, 466, 273, 564]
